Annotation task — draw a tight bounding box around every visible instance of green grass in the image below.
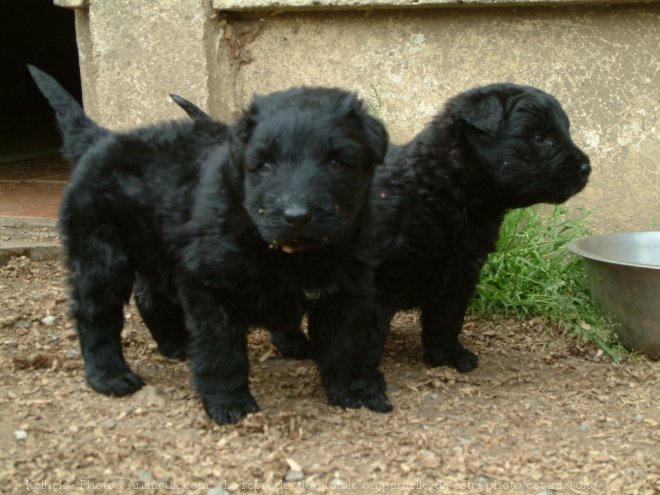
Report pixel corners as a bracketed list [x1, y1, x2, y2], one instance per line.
[367, 84, 384, 119]
[469, 205, 627, 361]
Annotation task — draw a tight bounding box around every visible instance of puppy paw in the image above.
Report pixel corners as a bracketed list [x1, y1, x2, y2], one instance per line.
[86, 369, 145, 396]
[202, 393, 260, 425]
[271, 331, 311, 360]
[425, 344, 479, 373]
[157, 340, 187, 361]
[326, 373, 393, 413]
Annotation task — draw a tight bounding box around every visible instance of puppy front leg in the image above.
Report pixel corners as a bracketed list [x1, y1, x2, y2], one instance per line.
[421, 302, 478, 372]
[421, 265, 480, 372]
[364, 302, 397, 369]
[308, 293, 392, 413]
[180, 288, 258, 424]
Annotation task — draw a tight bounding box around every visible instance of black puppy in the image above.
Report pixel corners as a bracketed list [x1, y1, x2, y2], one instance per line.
[170, 85, 591, 373]
[367, 83, 591, 371]
[29, 65, 391, 424]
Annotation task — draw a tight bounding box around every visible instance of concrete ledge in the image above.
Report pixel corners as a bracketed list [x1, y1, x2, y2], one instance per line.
[0, 244, 63, 266]
[0, 218, 62, 266]
[54, 0, 88, 8]
[212, 0, 653, 12]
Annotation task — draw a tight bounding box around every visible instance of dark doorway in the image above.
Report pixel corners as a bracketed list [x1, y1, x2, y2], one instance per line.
[0, 0, 81, 163]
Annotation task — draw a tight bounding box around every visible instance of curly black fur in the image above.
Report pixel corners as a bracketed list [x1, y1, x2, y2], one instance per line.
[171, 85, 591, 374]
[29, 65, 392, 424]
[367, 83, 591, 372]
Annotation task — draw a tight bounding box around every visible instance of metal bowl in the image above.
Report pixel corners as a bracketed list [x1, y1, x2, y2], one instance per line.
[568, 231, 660, 359]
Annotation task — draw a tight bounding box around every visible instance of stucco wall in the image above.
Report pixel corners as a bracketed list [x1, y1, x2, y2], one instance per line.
[58, 1, 659, 233]
[66, 0, 219, 127]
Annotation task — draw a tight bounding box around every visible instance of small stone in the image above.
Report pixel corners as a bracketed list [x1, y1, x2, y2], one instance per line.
[131, 385, 166, 408]
[457, 437, 472, 448]
[330, 479, 346, 489]
[284, 470, 304, 482]
[14, 430, 28, 441]
[66, 349, 80, 359]
[476, 475, 495, 484]
[41, 315, 57, 326]
[207, 488, 229, 495]
[419, 449, 436, 459]
[284, 458, 304, 481]
[138, 470, 154, 482]
[101, 418, 116, 430]
[577, 421, 591, 432]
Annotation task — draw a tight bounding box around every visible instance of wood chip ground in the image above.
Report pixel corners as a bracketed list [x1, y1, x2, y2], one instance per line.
[1, 257, 657, 494]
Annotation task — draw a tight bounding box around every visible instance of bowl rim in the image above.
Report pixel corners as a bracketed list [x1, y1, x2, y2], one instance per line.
[567, 231, 660, 270]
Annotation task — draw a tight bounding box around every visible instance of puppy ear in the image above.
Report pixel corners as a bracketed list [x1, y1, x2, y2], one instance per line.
[234, 100, 259, 142]
[457, 93, 504, 137]
[342, 95, 389, 165]
[361, 112, 389, 165]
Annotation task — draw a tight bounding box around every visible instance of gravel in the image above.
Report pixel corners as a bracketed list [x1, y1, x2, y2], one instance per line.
[1, 256, 658, 494]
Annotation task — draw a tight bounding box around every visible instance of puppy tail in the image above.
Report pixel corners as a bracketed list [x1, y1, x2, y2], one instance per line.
[28, 65, 107, 162]
[170, 94, 212, 122]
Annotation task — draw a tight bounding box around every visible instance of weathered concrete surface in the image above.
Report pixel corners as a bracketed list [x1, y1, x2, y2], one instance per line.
[215, 5, 659, 233]
[68, 0, 221, 129]
[54, 0, 87, 8]
[0, 218, 62, 266]
[213, 0, 656, 11]
[61, 1, 658, 233]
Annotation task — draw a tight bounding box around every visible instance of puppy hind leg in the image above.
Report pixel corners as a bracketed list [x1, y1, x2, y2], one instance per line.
[135, 276, 188, 360]
[68, 239, 143, 396]
[268, 306, 310, 360]
[270, 327, 311, 359]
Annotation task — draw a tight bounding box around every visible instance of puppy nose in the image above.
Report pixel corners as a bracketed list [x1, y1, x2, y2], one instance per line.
[579, 160, 591, 177]
[284, 205, 312, 226]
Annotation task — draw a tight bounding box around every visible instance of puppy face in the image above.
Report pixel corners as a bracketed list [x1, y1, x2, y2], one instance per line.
[453, 84, 591, 207]
[239, 88, 388, 253]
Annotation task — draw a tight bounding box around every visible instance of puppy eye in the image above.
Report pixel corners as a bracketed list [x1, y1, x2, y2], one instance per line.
[329, 159, 348, 169]
[532, 132, 553, 146]
[254, 162, 272, 173]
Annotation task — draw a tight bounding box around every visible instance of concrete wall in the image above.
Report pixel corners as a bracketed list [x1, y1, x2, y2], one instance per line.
[57, 0, 659, 233]
[62, 0, 219, 127]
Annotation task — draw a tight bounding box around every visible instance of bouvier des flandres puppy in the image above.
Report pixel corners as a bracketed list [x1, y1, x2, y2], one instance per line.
[368, 83, 591, 371]
[29, 65, 392, 424]
[170, 84, 591, 374]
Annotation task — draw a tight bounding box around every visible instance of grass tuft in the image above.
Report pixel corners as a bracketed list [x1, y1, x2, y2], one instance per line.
[469, 205, 627, 361]
[368, 84, 384, 119]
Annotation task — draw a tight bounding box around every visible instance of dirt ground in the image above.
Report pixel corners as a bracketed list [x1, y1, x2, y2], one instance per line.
[0, 255, 658, 495]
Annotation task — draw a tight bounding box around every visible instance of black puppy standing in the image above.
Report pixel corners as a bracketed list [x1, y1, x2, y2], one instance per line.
[205, 84, 590, 373]
[29, 66, 392, 424]
[367, 83, 591, 371]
